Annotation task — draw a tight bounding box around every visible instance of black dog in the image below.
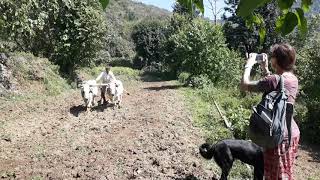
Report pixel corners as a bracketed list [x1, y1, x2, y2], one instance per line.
[199, 140, 263, 180]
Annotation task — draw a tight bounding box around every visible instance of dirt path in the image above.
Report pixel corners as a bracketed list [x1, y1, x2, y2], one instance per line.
[1, 80, 319, 180]
[0, 81, 215, 180]
[294, 142, 320, 180]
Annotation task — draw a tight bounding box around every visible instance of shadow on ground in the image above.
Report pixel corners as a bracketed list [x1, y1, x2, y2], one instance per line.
[144, 85, 183, 91]
[175, 174, 217, 180]
[299, 142, 320, 163]
[140, 72, 176, 82]
[69, 103, 115, 117]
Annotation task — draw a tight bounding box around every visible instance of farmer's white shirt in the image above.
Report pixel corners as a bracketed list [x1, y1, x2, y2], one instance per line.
[96, 71, 116, 83]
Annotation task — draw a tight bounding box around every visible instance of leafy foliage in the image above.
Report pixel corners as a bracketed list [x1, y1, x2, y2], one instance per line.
[223, 0, 283, 54]
[99, 0, 109, 9]
[188, 74, 212, 89]
[176, 0, 314, 39]
[237, 0, 269, 17]
[173, 2, 200, 18]
[294, 15, 320, 143]
[131, 19, 169, 69]
[162, 16, 243, 87]
[178, 72, 191, 85]
[176, 0, 204, 14]
[103, 0, 170, 67]
[0, 0, 107, 73]
[239, 0, 313, 37]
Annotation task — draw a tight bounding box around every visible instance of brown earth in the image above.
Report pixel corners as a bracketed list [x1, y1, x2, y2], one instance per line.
[294, 142, 320, 180]
[0, 81, 215, 180]
[0, 80, 319, 180]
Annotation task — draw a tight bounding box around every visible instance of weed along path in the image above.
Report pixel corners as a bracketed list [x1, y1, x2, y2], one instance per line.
[0, 80, 215, 179]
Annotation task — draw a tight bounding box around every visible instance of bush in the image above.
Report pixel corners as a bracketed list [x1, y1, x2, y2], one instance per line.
[188, 74, 211, 89]
[296, 30, 320, 143]
[162, 16, 243, 87]
[0, 0, 106, 73]
[109, 57, 133, 68]
[178, 72, 190, 85]
[131, 19, 169, 69]
[105, 34, 135, 58]
[193, 84, 261, 139]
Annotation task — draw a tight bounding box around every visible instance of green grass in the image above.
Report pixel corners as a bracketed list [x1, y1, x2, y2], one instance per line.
[43, 64, 71, 96]
[181, 86, 256, 179]
[1, 52, 70, 102]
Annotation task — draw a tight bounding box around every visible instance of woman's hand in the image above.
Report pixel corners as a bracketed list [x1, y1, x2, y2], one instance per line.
[246, 53, 258, 68]
[260, 53, 270, 75]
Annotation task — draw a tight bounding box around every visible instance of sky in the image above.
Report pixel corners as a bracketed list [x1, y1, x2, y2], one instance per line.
[133, 0, 227, 20]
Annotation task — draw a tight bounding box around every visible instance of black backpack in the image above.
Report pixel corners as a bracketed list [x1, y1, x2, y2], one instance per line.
[248, 75, 293, 149]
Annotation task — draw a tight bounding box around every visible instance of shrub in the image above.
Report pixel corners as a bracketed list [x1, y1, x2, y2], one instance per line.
[131, 19, 169, 69]
[105, 34, 135, 58]
[109, 57, 133, 68]
[0, 0, 106, 73]
[296, 31, 320, 143]
[188, 74, 211, 89]
[162, 17, 243, 87]
[178, 72, 190, 85]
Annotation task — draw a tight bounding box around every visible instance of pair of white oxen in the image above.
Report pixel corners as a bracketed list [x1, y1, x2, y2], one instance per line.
[80, 79, 124, 110]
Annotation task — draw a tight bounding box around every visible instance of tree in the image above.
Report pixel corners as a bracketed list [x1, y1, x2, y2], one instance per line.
[207, 0, 224, 25]
[0, 0, 106, 73]
[223, 0, 258, 54]
[223, 0, 283, 54]
[172, 2, 201, 18]
[131, 19, 169, 69]
[167, 0, 313, 40]
[162, 17, 243, 86]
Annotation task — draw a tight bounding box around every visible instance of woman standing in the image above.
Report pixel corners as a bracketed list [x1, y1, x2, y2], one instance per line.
[240, 43, 300, 180]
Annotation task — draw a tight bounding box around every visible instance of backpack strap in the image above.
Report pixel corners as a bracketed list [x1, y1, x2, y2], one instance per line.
[276, 74, 292, 149]
[286, 102, 294, 149]
[275, 74, 285, 92]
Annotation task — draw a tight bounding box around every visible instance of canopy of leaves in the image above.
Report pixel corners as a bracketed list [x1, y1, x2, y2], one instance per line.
[0, 0, 107, 73]
[223, 0, 283, 54]
[131, 19, 169, 69]
[176, 0, 314, 39]
[162, 16, 243, 87]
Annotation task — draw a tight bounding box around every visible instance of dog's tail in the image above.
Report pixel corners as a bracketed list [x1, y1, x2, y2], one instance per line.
[199, 143, 215, 160]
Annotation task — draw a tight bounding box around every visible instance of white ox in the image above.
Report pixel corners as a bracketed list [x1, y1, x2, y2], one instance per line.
[114, 80, 124, 108]
[80, 80, 98, 109]
[106, 80, 124, 109]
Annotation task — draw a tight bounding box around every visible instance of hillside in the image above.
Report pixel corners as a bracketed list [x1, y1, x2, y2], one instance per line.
[102, 0, 171, 61]
[0, 52, 70, 98]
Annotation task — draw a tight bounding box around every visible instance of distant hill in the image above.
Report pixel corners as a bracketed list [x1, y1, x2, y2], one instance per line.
[101, 0, 171, 60]
[109, 0, 171, 20]
[105, 0, 171, 36]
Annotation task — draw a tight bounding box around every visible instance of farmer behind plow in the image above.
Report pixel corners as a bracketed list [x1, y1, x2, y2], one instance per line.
[96, 66, 117, 105]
